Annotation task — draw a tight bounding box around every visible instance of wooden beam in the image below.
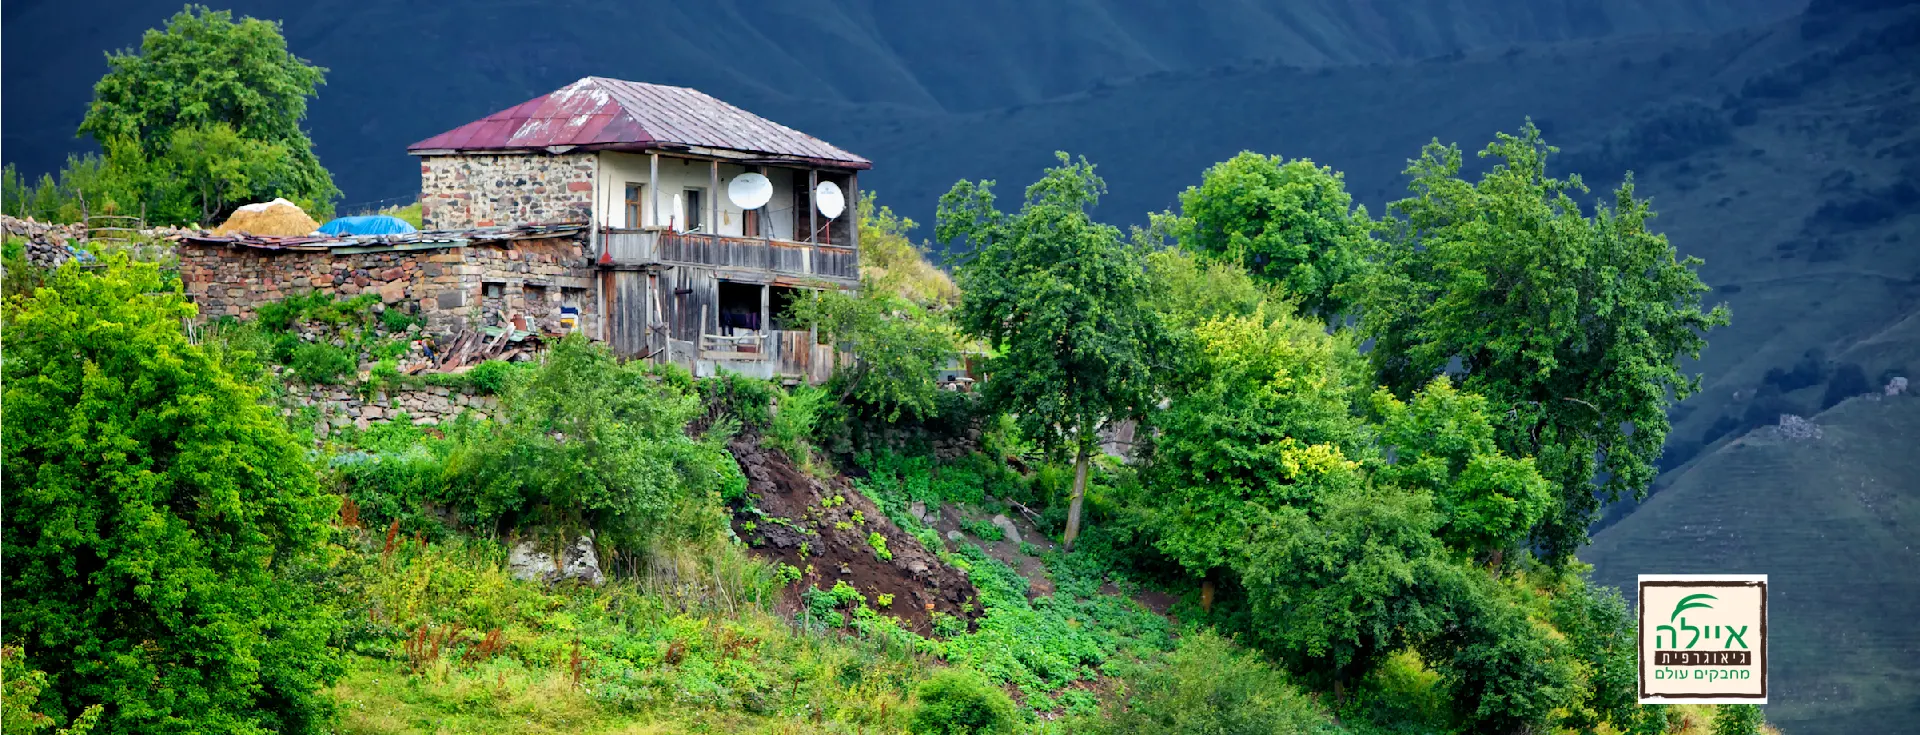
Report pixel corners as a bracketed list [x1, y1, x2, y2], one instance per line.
[709, 160, 720, 235]
[760, 282, 771, 355]
[649, 152, 660, 228]
[808, 169, 819, 245]
[847, 172, 860, 254]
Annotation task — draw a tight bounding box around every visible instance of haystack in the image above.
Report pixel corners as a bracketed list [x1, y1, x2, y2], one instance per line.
[213, 198, 320, 236]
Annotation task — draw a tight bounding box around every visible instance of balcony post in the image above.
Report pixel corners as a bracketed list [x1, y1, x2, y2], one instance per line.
[709, 160, 720, 235]
[649, 152, 660, 227]
[808, 169, 818, 245]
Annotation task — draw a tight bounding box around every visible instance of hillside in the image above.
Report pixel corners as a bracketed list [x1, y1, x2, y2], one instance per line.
[1583, 393, 1920, 735]
[2, 0, 1804, 205]
[814, 0, 1920, 494]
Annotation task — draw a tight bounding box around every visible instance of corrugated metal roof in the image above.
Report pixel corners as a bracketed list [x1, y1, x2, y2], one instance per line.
[408, 77, 870, 169]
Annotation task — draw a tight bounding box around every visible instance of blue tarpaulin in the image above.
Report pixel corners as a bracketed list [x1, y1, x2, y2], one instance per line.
[317, 215, 417, 236]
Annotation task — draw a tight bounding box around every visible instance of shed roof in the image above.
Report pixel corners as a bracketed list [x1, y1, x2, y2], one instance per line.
[407, 77, 870, 170]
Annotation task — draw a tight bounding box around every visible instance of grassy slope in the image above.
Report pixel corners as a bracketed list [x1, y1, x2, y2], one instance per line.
[1583, 394, 1920, 735]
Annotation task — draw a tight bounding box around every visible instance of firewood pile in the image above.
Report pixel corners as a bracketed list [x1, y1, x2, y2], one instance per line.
[424, 327, 546, 372]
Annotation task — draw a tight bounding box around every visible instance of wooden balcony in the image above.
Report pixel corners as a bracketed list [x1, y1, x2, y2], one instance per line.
[599, 229, 858, 285]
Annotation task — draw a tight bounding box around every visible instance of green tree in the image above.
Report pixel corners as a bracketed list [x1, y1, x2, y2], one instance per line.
[1368, 376, 1553, 565]
[149, 123, 295, 226]
[77, 5, 337, 221]
[1417, 575, 1577, 733]
[2, 256, 342, 733]
[857, 191, 960, 307]
[1356, 121, 1728, 561]
[1174, 152, 1370, 320]
[1238, 483, 1455, 699]
[937, 152, 1161, 551]
[787, 278, 958, 422]
[1141, 305, 1367, 581]
[441, 336, 741, 553]
[1550, 578, 1672, 734]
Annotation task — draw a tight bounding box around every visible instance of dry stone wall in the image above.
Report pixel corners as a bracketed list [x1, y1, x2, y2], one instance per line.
[419, 153, 594, 230]
[287, 383, 500, 439]
[178, 236, 599, 338]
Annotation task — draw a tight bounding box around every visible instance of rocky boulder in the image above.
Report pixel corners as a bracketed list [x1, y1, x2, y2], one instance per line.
[508, 535, 605, 586]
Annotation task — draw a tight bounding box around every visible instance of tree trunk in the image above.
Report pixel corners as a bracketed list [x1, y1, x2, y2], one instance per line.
[1063, 441, 1091, 552]
[1200, 577, 1217, 613]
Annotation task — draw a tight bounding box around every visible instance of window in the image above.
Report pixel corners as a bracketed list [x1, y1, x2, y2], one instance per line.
[715, 281, 764, 335]
[482, 281, 505, 298]
[523, 283, 547, 305]
[683, 188, 705, 232]
[624, 183, 645, 228]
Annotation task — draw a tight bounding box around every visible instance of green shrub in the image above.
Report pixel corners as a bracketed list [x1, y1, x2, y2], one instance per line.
[960, 518, 1004, 542]
[868, 532, 893, 561]
[462, 359, 525, 395]
[769, 383, 827, 461]
[3, 257, 342, 733]
[699, 372, 777, 429]
[909, 668, 1017, 735]
[379, 305, 423, 333]
[1713, 704, 1765, 735]
[290, 341, 356, 384]
[1082, 631, 1338, 734]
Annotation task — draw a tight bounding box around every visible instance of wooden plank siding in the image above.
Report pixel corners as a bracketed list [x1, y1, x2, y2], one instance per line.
[599, 229, 857, 283]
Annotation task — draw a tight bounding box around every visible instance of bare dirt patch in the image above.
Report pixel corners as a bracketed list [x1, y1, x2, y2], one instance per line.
[932, 501, 1057, 598]
[728, 437, 980, 635]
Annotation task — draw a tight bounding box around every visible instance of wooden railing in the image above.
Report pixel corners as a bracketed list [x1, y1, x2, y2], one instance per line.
[598, 229, 857, 282]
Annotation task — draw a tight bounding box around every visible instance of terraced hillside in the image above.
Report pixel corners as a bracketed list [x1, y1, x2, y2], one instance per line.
[1583, 393, 1920, 735]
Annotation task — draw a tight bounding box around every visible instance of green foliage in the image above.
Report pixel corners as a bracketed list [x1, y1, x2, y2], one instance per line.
[378, 201, 424, 229]
[1356, 120, 1729, 561]
[79, 5, 338, 222]
[857, 190, 960, 307]
[939, 152, 1162, 549]
[1141, 304, 1367, 577]
[1416, 575, 1576, 733]
[908, 669, 1017, 735]
[1173, 151, 1371, 319]
[1713, 704, 1766, 735]
[462, 359, 525, 395]
[769, 383, 827, 462]
[699, 372, 778, 429]
[289, 340, 355, 383]
[1079, 631, 1340, 734]
[2, 647, 104, 735]
[1368, 376, 1553, 562]
[1, 154, 146, 223]
[1144, 246, 1269, 328]
[379, 303, 424, 332]
[441, 335, 741, 553]
[1549, 576, 1672, 734]
[1239, 484, 1453, 690]
[2, 257, 341, 733]
[788, 277, 958, 423]
[960, 518, 1005, 542]
[867, 532, 894, 561]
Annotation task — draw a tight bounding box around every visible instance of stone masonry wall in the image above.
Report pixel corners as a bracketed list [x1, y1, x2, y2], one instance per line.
[286, 383, 500, 440]
[179, 236, 599, 338]
[419, 153, 594, 230]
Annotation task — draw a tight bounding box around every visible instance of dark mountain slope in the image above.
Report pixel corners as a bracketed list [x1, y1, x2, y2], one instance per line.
[3, 0, 1802, 203]
[1584, 394, 1920, 735]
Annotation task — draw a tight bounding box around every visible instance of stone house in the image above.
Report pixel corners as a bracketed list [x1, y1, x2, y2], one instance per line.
[409, 76, 869, 381]
[180, 76, 868, 383]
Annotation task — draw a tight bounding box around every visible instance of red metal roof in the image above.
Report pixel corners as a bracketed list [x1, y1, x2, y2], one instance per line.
[408, 77, 870, 169]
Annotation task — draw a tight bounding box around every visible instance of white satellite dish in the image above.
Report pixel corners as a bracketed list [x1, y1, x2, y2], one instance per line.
[728, 172, 773, 210]
[815, 181, 845, 219]
[670, 192, 683, 231]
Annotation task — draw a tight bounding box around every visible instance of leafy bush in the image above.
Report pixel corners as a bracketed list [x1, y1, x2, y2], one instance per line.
[868, 532, 893, 561]
[1080, 631, 1339, 734]
[462, 359, 526, 395]
[3, 257, 342, 733]
[440, 335, 742, 554]
[699, 372, 777, 429]
[290, 341, 356, 383]
[1823, 362, 1872, 409]
[1714, 704, 1766, 735]
[960, 518, 1004, 542]
[908, 669, 1017, 735]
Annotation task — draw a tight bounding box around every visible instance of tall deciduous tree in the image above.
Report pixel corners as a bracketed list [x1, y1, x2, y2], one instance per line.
[2, 257, 343, 733]
[78, 5, 338, 221]
[1174, 152, 1370, 320]
[937, 152, 1160, 551]
[1356, 121, 1728, 562]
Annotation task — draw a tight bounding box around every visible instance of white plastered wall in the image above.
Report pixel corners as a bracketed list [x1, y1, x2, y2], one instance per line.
[594, 151, 801, 237]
